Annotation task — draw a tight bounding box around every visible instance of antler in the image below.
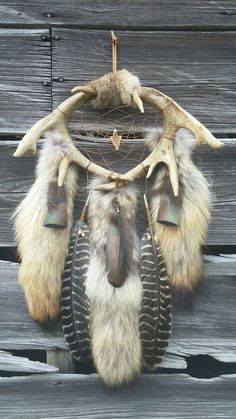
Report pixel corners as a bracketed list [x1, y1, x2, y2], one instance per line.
[94, 86, 224, 194]
[14, 70, 224, 195]
[13, 91, 131, 185]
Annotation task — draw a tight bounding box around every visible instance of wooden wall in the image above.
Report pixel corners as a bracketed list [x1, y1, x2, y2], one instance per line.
[0, 1, 236, 417]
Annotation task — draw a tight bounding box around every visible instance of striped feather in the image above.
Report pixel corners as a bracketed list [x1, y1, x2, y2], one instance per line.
[61, 221, 92, 361]
[140, 228, 172, 370]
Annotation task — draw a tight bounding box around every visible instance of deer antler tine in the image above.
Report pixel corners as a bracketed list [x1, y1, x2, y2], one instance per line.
[14, 133, 37, 157]
[71, 85, 94, 94]
[133, 90, 144, 113]
[93, 181, 116, 192]
[14, 92, 87, 158]
[193, 124, 224, 148]
[14, 115, 52, 157]
[58, 156, 70, 187]
[168, 161, 179, 197]
[141, 87, 224, 149]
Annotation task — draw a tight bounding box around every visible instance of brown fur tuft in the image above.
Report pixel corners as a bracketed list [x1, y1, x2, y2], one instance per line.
[86, 69, 141, 110]
[13, 131, 78, 322]
[148, 129, 211, 302]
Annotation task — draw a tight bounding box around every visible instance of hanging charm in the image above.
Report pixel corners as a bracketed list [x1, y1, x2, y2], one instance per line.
[106, 199, 133, 287]
[43, 181, 68, 229]
[157, 176, 183, 227]
[110, 129, 122, 151]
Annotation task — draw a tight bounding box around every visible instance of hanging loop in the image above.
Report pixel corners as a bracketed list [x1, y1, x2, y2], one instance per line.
[111, 30, 118, 73]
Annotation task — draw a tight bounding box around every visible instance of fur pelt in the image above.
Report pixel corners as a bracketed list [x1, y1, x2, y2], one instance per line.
[13, 131, 78, 322]
[86, 69, 141, 110]
[147, 129, 212, 304]
[86, 178, 142, 386]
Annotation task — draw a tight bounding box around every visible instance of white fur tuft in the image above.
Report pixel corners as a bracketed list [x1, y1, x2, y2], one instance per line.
[86, 179, 142, 386]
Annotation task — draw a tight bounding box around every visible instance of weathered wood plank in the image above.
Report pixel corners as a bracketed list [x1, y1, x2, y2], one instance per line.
[0, 256, 235, 366]
[0, 29, 51, 135]
[1, 373, 236, 418]
[0, 1, 236, 29]
[2, 29, 236, 135]
[46, 349, 75, 373]
[0, 350, 58, 373]
[52, 29, 236, 132]
[0, 139, 235, 246]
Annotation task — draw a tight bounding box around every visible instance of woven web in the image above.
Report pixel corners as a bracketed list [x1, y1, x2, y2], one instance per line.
[71, 103, 162, 174]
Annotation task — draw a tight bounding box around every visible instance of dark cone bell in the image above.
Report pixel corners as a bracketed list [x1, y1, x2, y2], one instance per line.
[157, 177, 183, 227]
[44, 181, 67, 229]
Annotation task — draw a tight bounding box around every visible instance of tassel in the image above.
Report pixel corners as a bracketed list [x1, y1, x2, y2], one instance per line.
[85, 178, 142, 386]
[61, 193, 92, 362]
[148, 129, 211, 305]
[140, 195, 172, 370]
[106, 200, 133, 288]
[13, 131, 78, 322]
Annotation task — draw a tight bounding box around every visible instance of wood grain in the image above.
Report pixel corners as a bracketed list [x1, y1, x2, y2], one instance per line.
[0, 29, 51, 135]
[1, 139, 235, 246]
[0, 350, 58, 373]
[1, 29, 236, 135]
[1, 373, 236, 418]
[0, 1, 236, 29]
[0, 256, 235, 366]
[52, 29, 236, 132]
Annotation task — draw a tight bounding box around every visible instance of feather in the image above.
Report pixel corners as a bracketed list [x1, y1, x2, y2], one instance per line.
[140, 195, 172, 370]
[61, 220, 92, 361]
[106, 201, 133, 288]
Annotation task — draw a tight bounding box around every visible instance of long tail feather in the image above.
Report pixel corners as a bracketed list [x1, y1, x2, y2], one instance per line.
[153, 242, 172, 367]
[61, 196, 92, 362]
[140, 195, 172, 370]
[140, 230, 159, 365]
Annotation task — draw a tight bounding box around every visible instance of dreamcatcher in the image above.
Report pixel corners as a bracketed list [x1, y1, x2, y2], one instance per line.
[13, 32, 223, 386]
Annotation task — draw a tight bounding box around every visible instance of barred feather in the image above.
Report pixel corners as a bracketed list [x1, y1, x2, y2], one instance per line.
[61, 221, 92, 361]
[140, 228, 172, 370]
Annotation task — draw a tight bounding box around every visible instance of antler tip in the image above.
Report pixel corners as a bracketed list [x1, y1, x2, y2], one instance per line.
[133, 91, 144, 114]
[216, 140, 224, 148]
[71, 85, 93, 94]
[13, 144, 37, 157]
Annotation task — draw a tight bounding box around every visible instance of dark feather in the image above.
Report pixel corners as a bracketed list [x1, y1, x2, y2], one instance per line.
[61, 221, 92, 362]
[140, 228, 172, 370]
[106, 201, 133, 288]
